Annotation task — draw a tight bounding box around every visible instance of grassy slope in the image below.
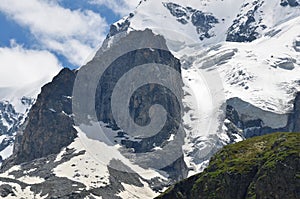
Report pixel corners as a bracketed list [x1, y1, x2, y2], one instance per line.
[157, 132, 300, 199]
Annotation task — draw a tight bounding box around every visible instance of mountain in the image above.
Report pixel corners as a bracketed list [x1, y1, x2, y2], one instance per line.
[109, 0, 300, 176]
[0, 59, 61, 166]
[0, 0, 300, 198]
[156, 132, 300, 199]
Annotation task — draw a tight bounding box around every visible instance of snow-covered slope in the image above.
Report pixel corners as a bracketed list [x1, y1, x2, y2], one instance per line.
[179, 15, 300, 175]
[126, 0, 244, 45]
[112, 0, 300, 46]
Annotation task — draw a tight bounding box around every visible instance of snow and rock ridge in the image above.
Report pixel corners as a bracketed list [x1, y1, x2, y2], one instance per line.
[107, 0, 300, 178]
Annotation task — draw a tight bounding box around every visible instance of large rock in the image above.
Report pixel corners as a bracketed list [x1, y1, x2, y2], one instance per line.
[226, 0, 265, 42]
[95, 47, 182, 153]
[280, 0, 300, 7]
[288, 93, 300, 132]
[162, 2, 219, 40]
[224, 97, 288, 139]
[9, 68, 77, 165]
[224, 93, 300, 140]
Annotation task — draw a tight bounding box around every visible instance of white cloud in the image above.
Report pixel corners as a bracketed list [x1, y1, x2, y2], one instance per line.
[90, 0, 140, 16]
[0, 43, 61, 88]
[43, 38, 97, 66]
[0, 0, 108, 66]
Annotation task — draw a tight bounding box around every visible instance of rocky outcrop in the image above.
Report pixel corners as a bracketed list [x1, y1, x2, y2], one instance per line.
[4, 68, 77, 165]
[280, 0, 300, 7]
[224, 93, 300, 140]
[95, 47, 182, 152]
[163, 2, 219, 40]
[0, 184, 15, 197]
[288, 92, 300, 132]
[157, 132, 300, 199]
[93, 29, 187, 180]
[0, 147, 91, 199]
[107, 13, 133, 38]
[224, 97, 288, 139]
[226, 0, 265, 42]
[294, 37, 300, 52]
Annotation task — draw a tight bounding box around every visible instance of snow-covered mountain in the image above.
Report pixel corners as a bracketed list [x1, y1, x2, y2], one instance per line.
[0, 97, 33, 163]
[0, 0, 300, 198]
[109, 0, 300, 176]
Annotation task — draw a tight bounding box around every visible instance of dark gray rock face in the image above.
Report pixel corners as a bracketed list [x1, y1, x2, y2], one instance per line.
[93, 30, 188, 181]
[225, 98, 287, 139]
[163, 2, 218, 40]
[192, 11, 219, 40]
[107, 14, 133, 38]
[95, 48, 182, 153]
[225, 93, 300, 140]
[294, 38, 300, 52]
[1, 30, 187, 179]
[0, 184, 15, 197]
[161, 156, 188, 182]
[288, 93, 300, 132]
[8, 68, 77, 165]
[226, 1, 265, 42]
[280, 0, 300, 7]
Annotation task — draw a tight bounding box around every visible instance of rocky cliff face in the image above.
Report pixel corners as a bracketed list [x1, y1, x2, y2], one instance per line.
[0, 30, 188, 198]
[162, 2, 219, 40]
[75, 29, 188, 181]
[226, 0, 265, 42]
[288, 93, 300, 132]
[223, 92, 300, 141]
[280, 0, 300, 7]
[95, 48, 182, 152]
[157, 132, 300, 199]
[3, 68, 77, 166]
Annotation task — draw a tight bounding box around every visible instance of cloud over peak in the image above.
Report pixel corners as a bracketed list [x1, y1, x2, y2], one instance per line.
[0, 42, 61, 88]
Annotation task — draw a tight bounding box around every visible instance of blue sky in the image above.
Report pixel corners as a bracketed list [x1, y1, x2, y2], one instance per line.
[0, 0, 138, 70]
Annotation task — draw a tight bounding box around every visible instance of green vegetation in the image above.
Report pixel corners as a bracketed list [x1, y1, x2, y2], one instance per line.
[157, 132, 300, 199]
[201, 132, 299, 176]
